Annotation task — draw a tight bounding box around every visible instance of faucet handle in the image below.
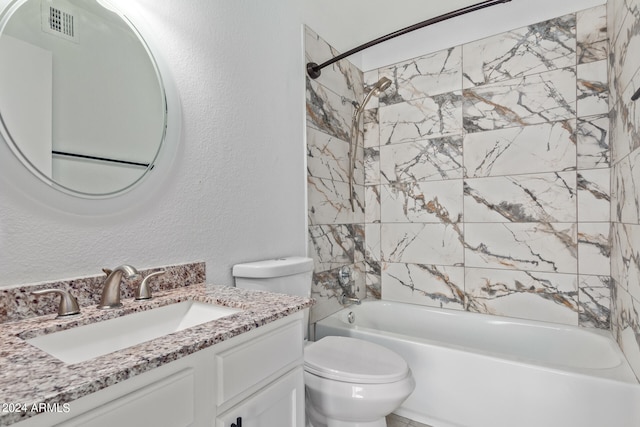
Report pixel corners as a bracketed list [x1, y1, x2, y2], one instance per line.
[32, 289, 81, 317]
[135, 271, 166, 300]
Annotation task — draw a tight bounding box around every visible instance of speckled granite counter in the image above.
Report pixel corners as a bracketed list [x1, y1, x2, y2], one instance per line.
[0, 284, 312, 426]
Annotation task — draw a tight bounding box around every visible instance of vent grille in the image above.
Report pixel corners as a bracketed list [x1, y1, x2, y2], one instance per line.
[48, 7, 74, 37]
[41, 0, 78, 43]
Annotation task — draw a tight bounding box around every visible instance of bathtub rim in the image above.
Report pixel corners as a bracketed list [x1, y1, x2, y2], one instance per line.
[314, 299, 640, 385]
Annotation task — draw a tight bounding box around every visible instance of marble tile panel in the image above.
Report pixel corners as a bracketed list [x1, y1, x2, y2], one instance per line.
[463, 120, 577, 178]
[306, 77, 353, 142]
[304, 26, 363, 104]
[365, 184, 381, 224]
[365, 223, 381, 262]
[379, 46, 462, 104]
[463, 68, 577, 133]
[462, 15, 575, 88]
[611, 150, 640, 223]
[610, 1, 640, 99]
[577, 114, 609, 169]
[382, 262, 465, 310]
[310, 267, 350, 323]
[352, 261, 367, 299]
[379, 91, 463, 145]
[354, 224, 366, 264]
[365, 259, 382, 300]
[578, 275, 611, 329]
[363, 107, 380, 149]
[609, 97, 626, 163]
[607, 0, 630, 48]
[307, 176, 357, 225]
[464, 172, 576, 223]
[381, 180, 463, 224]
[381, 223, 464, 266]
[464, 222, 577, 274]
[380, 135, 463, 184]
[364, 146, 380, 186]
[465, 268, 579, 325]
[576, 5, 608, 64]
[611, 284, 640, 379]
[578, 222, 611, 276]
[610, 72, 640, 163]
[306, 127, 350, 183]
[308, 224, 354, 273]
[577, 60, 609, 117]
[611, 223, 640, 301]
[577, 168, 611, 222]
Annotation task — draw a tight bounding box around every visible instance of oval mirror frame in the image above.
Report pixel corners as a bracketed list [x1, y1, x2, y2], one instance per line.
[0, 0, 181, 215]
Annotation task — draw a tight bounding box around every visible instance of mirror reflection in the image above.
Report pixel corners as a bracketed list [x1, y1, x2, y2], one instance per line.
[0, 0, 166, 196]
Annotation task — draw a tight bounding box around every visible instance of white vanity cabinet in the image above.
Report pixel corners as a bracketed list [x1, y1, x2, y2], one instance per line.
[12, 312, 305, 427]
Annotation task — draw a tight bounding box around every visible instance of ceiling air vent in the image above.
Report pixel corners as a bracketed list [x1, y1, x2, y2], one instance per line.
[41, 0, 78, 43]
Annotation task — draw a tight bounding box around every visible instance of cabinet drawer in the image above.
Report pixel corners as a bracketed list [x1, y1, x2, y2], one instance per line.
[216, 320, 303, 406]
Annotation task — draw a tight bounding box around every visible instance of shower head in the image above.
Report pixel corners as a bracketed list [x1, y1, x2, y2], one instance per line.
[373, 76, 392, 93]
[355, 77, 393, 117]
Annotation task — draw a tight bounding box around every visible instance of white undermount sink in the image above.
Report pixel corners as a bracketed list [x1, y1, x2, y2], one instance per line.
[26, 301, 241, 364]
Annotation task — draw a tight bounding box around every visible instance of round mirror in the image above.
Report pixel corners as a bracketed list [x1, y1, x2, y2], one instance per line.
[0, 0, 169, 198]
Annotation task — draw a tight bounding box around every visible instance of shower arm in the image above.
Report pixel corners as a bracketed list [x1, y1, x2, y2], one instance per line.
[306, 0, 512, 79]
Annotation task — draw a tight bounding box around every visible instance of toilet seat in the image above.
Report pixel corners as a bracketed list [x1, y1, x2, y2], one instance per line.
[304, 336, 409, 384]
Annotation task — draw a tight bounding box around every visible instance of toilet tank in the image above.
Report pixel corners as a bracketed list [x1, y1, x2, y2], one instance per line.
[232, 257, 314, 298]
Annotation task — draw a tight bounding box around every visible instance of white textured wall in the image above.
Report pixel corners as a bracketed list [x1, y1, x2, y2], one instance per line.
[0, 0, 307, 287]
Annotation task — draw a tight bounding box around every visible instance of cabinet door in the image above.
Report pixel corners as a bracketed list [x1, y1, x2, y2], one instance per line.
[216, 367, 304, 427]
[56, 369, 195, 427]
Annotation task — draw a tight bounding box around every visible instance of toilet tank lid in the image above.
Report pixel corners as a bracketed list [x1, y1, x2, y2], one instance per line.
[232, 257, 314, 278]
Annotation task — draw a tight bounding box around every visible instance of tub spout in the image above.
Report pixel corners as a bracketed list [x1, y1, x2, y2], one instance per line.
[339, 293, 361, 306]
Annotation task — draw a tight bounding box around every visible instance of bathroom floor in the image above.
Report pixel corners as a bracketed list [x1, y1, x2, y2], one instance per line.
[386, 413, 433, 427]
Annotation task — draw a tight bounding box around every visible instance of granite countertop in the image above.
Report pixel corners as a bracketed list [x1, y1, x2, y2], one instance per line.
[0, 284, 312, 426]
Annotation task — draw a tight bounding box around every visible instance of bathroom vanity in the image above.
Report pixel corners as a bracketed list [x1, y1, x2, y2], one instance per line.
[0, 284, 311, 427]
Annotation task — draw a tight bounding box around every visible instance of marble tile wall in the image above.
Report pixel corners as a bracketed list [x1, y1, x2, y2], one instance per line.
[305, 27, 367, 323]
[363, 5, 611, 330]
[609, 0, 640, 378]
[305, 6, 616, 341]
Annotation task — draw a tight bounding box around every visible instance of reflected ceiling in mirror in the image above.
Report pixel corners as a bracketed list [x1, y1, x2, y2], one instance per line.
[0, 0, 167, 197]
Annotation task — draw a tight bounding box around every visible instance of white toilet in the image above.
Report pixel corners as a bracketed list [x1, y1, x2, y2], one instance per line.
[232, 257, 415, 427]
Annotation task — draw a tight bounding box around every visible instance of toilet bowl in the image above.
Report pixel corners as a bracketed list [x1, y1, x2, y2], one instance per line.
[304, 336, 415, 427]
[232, 258, 415, 427]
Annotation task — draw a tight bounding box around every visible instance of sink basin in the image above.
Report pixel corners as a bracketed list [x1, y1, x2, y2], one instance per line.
[26, 301, 241, 364]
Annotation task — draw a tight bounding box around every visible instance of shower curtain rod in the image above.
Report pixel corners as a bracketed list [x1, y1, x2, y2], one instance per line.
[306, 0, 512, 79]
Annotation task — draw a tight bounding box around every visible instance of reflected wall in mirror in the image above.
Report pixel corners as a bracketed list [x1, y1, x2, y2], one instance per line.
[0, 0, 167, 197]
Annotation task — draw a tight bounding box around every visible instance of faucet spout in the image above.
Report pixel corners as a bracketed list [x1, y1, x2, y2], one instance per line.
[339, 292, 361, 306]
[98, 264, 139, 309]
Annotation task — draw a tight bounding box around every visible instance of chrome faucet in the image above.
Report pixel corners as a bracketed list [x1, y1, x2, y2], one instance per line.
[98, 265, 139, 309]
[135, 270, 165, 300]
[339, 292, 361, 306]
[32, 289, 81, 317]
[337, 266, 361, 306]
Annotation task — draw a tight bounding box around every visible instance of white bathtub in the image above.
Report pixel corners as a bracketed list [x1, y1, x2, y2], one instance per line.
[314, 300, 640, 427]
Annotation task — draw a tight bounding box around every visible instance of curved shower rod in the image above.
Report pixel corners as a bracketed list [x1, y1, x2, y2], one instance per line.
[307, 0, 512, 79]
